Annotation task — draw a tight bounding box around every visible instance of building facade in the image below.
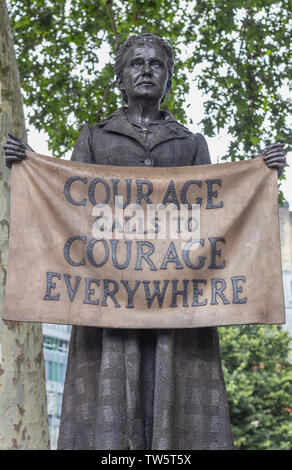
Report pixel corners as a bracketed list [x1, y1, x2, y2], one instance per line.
[42, 323, 71, 449]
[279, 201, 292, 274]
[279, 202, 292, 336]
[282, 272, 292, 335]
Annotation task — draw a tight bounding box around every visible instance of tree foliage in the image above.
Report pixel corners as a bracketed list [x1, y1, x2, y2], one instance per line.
[7, 0, 291, 164]
[219, 325, 292, 449]
[7, 0, 189, 156]
[184, 0, 291, 162]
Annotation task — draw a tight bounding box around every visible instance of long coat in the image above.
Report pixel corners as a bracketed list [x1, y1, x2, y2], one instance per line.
[57, 108, 234, 450]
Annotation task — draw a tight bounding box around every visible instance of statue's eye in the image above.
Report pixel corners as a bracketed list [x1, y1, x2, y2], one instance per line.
[151, 60, 161, 67]
[132, 59, 143, 66]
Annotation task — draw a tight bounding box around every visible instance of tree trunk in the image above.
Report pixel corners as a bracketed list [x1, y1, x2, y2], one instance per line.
[0, 0, 50, 449]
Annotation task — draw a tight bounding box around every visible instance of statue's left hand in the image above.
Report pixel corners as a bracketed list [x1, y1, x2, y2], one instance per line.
[259, 142, 286, 177]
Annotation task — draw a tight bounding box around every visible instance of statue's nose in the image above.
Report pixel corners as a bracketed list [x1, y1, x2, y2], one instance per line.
[142, 62, 151, 75]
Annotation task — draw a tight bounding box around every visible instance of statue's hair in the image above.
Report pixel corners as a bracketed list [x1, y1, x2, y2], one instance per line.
[114, 33, 174, 104]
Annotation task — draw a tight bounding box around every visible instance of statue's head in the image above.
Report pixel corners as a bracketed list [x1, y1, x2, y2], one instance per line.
[114, 33, 174, 104]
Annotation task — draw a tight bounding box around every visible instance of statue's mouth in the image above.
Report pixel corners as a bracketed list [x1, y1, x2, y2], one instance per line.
[138, 81, 155, 86]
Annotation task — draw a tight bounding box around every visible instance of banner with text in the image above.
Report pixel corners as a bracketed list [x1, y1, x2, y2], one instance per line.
[2, 152, 285, 328]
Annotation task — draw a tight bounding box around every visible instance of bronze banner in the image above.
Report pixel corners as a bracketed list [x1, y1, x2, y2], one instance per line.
[2, 152, 285, 328]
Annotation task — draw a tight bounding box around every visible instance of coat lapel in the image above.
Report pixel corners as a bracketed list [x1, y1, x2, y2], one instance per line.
[101, 113, 144, 147]
[148, 122, 189, 151]
[99, 108, 189, 151]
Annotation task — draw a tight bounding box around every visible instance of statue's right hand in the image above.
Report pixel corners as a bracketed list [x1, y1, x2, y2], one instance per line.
[3, 132, 35, 168]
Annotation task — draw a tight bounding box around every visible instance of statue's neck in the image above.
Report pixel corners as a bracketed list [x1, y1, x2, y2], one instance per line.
[125, 99, 161, 126]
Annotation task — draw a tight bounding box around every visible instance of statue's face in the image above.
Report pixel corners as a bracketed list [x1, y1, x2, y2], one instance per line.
[121, 45, 169, 104]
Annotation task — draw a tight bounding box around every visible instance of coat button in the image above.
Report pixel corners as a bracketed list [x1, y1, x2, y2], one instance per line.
[144, 158, 152, 166]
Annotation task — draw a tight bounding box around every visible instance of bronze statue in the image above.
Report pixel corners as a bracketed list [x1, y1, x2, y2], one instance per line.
[3, 34, 286, 450]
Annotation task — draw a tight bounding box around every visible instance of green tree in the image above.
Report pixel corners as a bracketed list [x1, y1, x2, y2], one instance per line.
[7, 0, 190, 156]
[219, 325, 292, 450]
[184, 0, 291, 163]
[7, 0, 291, 163]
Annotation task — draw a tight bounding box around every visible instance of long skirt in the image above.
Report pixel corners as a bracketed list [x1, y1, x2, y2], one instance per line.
[57, 326, 233, 450]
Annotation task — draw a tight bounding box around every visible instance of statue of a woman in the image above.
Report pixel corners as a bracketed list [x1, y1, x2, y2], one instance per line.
[3, 34, 286, 450]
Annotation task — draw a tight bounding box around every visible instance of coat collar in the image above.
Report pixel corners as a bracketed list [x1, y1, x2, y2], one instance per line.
[96, 107, 190, 151]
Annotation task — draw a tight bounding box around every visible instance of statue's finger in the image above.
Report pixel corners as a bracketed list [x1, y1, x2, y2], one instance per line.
[3, 143, 26, 152]
[7, 132, 25, 143]
[264, 145, 285, 151]
[263, 150, 285, 159]
[7, 155, 25, 161]
[4, 139, 27, 150]
[7, 132, 33, 151]
[265, 142, 284, 151]
[258, 150, 267, 157]
[4, 150, 26, 158]
[5, 156, 24, 168]
[258, 143, 284, 157]
[264, 152, 286, 160]
[264, 157, 286, 165]
[7, 131, 19, 139]
[3, 144, 26, 153]
[266, 162, 284, 168]
[264, 156, 285, 164]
